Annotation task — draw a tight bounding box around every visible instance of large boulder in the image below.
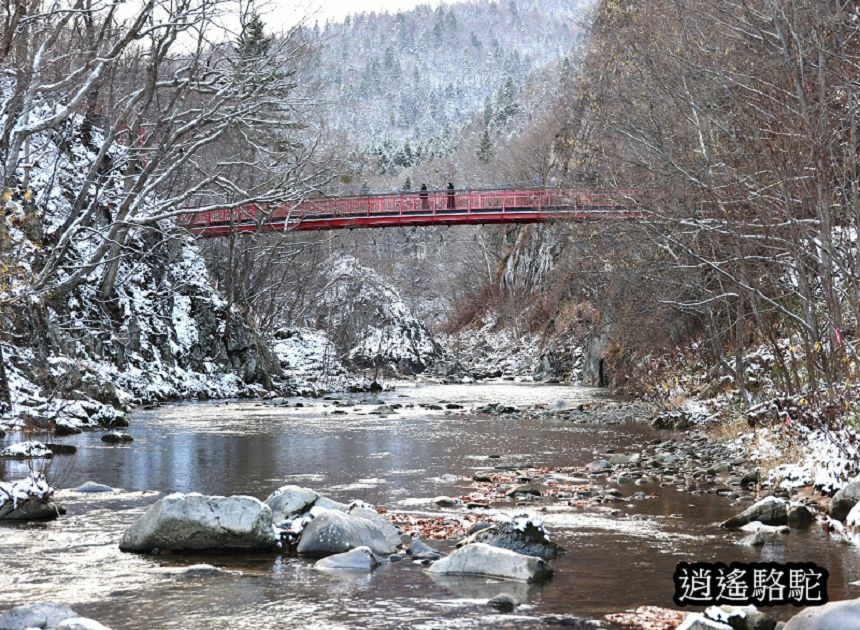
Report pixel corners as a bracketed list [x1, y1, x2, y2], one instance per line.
[0, 603, 82, 630]
[264, 486, 320, 522]
[830, 480, 860, 522]
[428, 543, 553, 583]
[119, 493, 278, 552]
[457, 514, 564, 560]
[784, 597, 860, 629]
[721, 497, 787, 528]
[314, 546, 378, 571]
[296, 509, 399, 557]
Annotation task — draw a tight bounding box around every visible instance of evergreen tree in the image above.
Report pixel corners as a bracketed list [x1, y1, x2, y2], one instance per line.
[403, 177, 412, 191]
[477, 128, 493, 163]
[493, 76, 521, 127]
[236, 12, 271, 61]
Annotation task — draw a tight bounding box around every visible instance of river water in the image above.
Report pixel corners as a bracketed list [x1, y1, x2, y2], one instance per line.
[1, 383, 859, 629]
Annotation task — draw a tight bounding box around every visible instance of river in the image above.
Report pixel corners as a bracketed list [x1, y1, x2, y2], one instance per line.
[1, 383, 859, 628]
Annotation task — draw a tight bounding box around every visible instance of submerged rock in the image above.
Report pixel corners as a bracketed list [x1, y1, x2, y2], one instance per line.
[784, 597, 860, 629]
[101, 432, 133, 444]
[314, 546, 378, 571]
[296, 509, 399, 557]
[458, 514, 564, 560]
[487, 594, 518, 613]
[429, 542, 552, 582]
[721, 497, 787, 528]
[73, 482, 114, 493]
[119, 493, 278, 552]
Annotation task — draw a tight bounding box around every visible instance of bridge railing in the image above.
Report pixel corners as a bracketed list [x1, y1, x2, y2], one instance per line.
[178, 187, 639, 230]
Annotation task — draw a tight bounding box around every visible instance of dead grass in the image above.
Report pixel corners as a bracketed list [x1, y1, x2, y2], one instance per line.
[707, 415, 749, 441]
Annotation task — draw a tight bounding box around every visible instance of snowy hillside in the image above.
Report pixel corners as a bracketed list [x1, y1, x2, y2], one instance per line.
[0, 86, 281, 431]
[312, 0, 591, 153]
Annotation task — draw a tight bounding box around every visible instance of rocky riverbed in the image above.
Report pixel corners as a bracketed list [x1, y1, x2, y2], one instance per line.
[1, 383, 860, 629]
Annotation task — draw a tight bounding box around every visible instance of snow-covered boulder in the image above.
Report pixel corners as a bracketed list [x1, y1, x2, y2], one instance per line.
[0, 602, 109, 630]
[457, 514, 563, 560]
[0, 473, 58, 521]
[784, 597, 860, 629]
[119, 493, 278, 552]
[0, 441, 52, 459]
[314, 546, 378, 571]
[721, 496, 787, 528]
[428, 543, 553, 582]
[296, 509, 399, 557]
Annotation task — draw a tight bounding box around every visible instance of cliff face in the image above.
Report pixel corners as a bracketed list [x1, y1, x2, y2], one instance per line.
[0, 100, 281, 432]
[316, 256, 444, 375]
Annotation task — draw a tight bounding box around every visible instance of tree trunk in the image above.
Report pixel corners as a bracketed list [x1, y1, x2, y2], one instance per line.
[0, 326, 11, 412]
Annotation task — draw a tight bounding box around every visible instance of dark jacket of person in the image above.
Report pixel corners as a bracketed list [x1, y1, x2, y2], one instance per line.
[446, 182, 455, 209]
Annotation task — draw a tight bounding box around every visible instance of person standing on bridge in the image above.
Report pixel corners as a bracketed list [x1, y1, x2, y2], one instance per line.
[419, 183, 429, 210]
[446, 182, 455, 209]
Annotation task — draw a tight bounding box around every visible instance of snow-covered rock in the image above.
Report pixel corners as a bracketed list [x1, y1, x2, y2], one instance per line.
[119, 493, 278, 552]
[314, 546, 378, 571]
[457, 513, 563, 560]
[0, 441, 52, 459]
[428, 543, 553, 582]
[0, 473, 57, 521]
[296, 509, 400, 557]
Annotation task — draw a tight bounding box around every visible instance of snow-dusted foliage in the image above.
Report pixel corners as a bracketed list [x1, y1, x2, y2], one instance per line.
[0, 83, 279, 430]
[0, 472, 53, 510]
[316, 256, 443, 374]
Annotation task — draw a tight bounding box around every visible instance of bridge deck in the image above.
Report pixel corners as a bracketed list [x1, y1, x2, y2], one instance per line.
[179, 188, 640, 236]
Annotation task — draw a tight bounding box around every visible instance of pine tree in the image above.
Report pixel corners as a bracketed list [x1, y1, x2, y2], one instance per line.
[493, 76, 521, 127]
[403, 177, 412, 191]
[237, 12, 271, 61]
[477, 128, 493, 163]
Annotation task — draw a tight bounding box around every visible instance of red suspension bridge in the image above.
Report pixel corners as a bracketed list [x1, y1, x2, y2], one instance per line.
[178, 187, 642, 237]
